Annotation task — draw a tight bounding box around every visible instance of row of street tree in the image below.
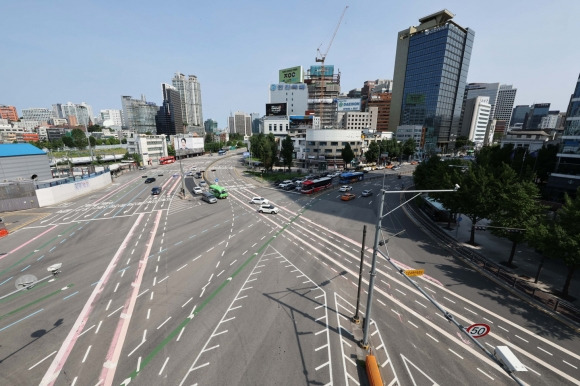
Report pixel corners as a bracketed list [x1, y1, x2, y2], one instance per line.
[413, 145, 579, 297]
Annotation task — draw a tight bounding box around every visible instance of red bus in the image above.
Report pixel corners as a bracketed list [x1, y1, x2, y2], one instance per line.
[159, 156, 176, 165]
[301, 177, 332, 194]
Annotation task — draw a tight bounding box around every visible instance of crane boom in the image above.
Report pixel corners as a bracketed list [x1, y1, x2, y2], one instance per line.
[316, 5, 348, 63]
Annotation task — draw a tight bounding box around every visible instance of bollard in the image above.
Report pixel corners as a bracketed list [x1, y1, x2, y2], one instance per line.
[366, 354, 383, 386]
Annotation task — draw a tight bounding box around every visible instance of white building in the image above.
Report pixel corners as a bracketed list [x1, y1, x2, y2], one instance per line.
[269, 83, 309, 116]
[340, 106, 378, 130]
[500, 130, 552, 152]
[461, 96, 491, 148]
[100, 109, 124, 128]
[21, 108, 53, 124]
[126, 133, 168, 165]
[262, 116, 289, 137]
[302, 129, 364, 169]
[395, 125, 424, 149]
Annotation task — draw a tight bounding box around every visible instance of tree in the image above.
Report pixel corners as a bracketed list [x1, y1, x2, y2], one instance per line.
[341, 143, 355, 169]
[381, 139, 402, 160]
[364, 141, 380, 164]
[62, 135, 74, 148]
[280, 135, 294, 172]
[167, 144, 175, 157]
[87, 124, 103, 132]
[237, 141, 244, 148]
[453, 164, 496, 245]
[487, 165, 545, 266]
[552, 190, 580, 297]
[402, 138, 417, 160]
[205, 133, 213, 144]
[262, 133, 278, 171]
[250, 133, 266, 160]
[89, 136, 97, 147]
[71, 129, 88, 149]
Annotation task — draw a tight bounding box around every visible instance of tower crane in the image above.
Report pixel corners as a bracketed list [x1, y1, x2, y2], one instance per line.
[315, 5, 348, 130]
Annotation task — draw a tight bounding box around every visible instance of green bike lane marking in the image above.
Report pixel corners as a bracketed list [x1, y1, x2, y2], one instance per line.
[0, 283, 74, 320]
[124, 208, 306, 383]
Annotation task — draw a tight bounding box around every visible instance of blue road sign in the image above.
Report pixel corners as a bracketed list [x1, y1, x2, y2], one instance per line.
[215, 178, 218, 182]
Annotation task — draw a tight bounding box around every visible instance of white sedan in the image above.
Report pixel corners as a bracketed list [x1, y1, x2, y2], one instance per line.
[339, 185, 352, 192]
[193, 187, 203, 194]
[249, 197, 269, 205]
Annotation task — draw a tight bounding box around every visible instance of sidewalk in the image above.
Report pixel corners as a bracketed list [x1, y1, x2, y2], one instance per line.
[441, 215, 579, 308]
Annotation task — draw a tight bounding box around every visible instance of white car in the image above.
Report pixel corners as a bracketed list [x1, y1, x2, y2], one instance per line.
[258, 204, 279, 214]
[278, 180, 293, 188]
[249, 197, 269, 205]
[193, 186, 203, 194]
[339, 185, 352, 192]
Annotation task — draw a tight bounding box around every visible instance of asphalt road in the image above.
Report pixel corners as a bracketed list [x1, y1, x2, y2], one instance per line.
[0, 152, 578, 386]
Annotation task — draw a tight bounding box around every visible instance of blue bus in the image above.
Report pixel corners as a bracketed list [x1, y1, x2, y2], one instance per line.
[339, 172, 364, 184]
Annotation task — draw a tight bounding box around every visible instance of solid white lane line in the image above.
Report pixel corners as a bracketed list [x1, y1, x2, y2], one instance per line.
[81, 346, 92, 363]
[563, 360, 577, 369]
[515, 335, 529, 343]
[448, 349, 464, 360]
[476, 368, 494, 381]
[158, 357, 169, 375]
[177, 327, 185, 342]
[443, 296, 456, 303]
[395, 289, 406, 296]
[78, 324, 95, 337]
[182, 297, 193, 308]
[426, 333, 439, 342]
[537, 346, 552, 356]
[29, 351, 57, 370]
[498, 325, 509, 332]
[463, 307, 477, 315]
[408, 321, 418, 328]
[95, 321, 103, 335]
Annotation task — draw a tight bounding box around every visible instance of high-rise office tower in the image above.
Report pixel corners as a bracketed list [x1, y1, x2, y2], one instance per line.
[510, 105, 531, 127]
[523, 103, 550, 130]
[547, 73, 580, 199]
[228, 111, 251, 136]
[390, 10, 474, 152]
[172, 73, 204, 136]
[204, 119, 218, 134]
[495, 85, 517, 125]
[52, 102, 93, 127]
[156, 84, 184, 136]
[121, 95, 159, 134]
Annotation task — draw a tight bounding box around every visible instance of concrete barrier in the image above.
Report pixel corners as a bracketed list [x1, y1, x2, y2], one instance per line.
[36, 172, 112, 207]
[366, 354, 383, 386]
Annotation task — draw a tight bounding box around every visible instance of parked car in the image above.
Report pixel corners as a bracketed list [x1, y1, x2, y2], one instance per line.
[249, 197, 269, 205]
[144, 177, 156, 184]
[361, 190, 373, 197]
[138, 166, 145, 170]
[341, 193, 356, 201]
[339, 185, 352, 192]
[201, 192, 217, 204]
[258, 204, 279, 214]
[151, 187, 162, 195]
[278, 180, 293, 188]
[193, 187, 203, 194]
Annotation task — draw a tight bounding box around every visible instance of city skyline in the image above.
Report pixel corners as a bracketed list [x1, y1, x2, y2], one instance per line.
[2, 0, 579, 128]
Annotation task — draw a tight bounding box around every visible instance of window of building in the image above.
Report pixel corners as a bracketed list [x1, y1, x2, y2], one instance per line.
[331, 142, 338, 146]
[319, 142, 327, 146]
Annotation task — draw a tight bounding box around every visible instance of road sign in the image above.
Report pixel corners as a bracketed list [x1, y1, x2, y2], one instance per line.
[215, 178, 218, 182]
[467, 323, 491, 338]
[403, 269, 424, 277]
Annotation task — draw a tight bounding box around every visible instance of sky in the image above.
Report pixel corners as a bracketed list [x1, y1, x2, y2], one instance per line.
[2, 0, 579, 129]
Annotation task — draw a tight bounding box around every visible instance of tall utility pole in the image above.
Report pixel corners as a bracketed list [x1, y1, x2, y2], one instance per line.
[315, 5, 348, 128]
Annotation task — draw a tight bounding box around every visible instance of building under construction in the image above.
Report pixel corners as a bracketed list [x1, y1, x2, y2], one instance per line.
[305, 65, 341, 129]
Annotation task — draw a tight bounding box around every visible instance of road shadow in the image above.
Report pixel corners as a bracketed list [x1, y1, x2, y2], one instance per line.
[0, 318, 63, 364]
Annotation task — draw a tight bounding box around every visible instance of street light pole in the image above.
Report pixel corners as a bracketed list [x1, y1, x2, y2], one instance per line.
[178, 148, 186, 197]
[360, 186, 458, 349]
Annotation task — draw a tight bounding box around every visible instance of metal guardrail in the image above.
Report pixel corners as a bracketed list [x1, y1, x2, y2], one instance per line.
[404, 193, 580, 325]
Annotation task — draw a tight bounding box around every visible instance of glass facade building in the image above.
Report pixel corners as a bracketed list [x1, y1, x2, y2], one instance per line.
[546, 74, 580, 199]
[391, 10, 474, 153]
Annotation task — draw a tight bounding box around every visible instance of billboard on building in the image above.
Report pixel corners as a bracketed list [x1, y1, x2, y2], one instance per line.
[337, 98, 362, 112]
[266, 103, 287, 116]
[406, 93, 425, 105]
[310, 65, 334, 77]
[279, 66, 303, 84]
[174, 137, 204, 151]
[289, 115, 313, 129]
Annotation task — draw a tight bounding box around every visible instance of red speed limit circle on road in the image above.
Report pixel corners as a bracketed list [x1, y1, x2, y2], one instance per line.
[466, 323, 491, 338]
